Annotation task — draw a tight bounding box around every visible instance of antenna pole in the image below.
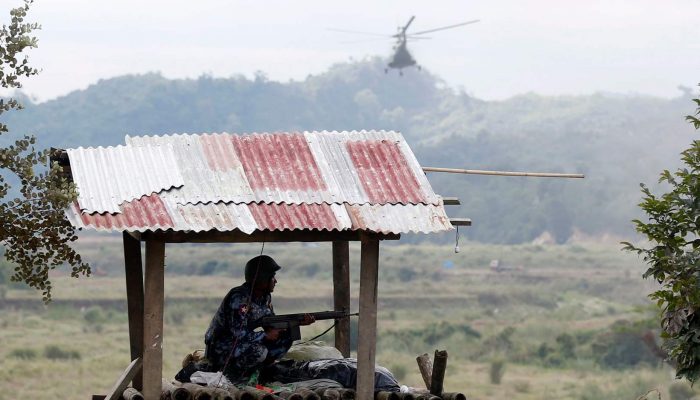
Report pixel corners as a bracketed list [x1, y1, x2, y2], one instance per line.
[422, 166, 584, 179]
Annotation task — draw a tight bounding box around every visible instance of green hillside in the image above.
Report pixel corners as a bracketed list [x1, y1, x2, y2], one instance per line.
[3, 59, 696, 243]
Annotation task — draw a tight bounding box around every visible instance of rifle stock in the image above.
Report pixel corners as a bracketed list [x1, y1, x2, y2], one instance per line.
[252, 310, 358, 341]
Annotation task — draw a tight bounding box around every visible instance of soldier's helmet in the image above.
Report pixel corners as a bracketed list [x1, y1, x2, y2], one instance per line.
[245, 255, 281, 284]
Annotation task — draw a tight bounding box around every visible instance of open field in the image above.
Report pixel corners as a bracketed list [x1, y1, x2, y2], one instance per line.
[1, 235, 696, 400]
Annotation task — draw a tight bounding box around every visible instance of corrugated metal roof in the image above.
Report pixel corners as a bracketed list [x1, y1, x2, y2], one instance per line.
[124, 131, 439, 207]
[66, 130, 453, 235]
[65, 199, 449, 234]
[67, 145, 184, 213]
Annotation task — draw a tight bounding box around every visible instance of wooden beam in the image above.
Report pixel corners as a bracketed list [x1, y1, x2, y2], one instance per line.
[104, 357, 143, 400]
[356, 234, 379, 400]
[126, 231, 142, 241]
[449, 218, 472, 226]
[429, 350, 448, 396]
[441, 197, 460, 205]
[332, 241, 351, 357]
[142, 239, 165, 400]
[123, 232, 144, 391]
[141, 229, 399, 243]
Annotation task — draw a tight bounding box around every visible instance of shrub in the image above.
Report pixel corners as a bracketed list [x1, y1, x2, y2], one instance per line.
[489, 359, 506, 384]
[512, 380, 531, 393]
[83, 306, 105, 324]
[44, 345, 81, 360]
[668, 381, 696, 400]
[166, 305, 187, 326]
[391, 364, 407, 381]
[9, 347, 37, 359]
[591, 324, 658, 369]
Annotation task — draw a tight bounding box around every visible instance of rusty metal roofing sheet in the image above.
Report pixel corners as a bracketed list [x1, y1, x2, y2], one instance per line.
[345, 203, 452, 234]
[304, 131, 439, 205]
[67, 145, 184, 213]
[126, 134, 255, 205]
[124, 131, 439, 206]
[66, 200, 447, 234]
[66, 130, 452, 234]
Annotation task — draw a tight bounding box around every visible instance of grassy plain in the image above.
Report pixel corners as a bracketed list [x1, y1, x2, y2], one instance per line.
[0, 234, 695, 400]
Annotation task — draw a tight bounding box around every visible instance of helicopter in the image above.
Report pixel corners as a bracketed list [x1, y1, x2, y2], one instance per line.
[330, 16, 480, 75]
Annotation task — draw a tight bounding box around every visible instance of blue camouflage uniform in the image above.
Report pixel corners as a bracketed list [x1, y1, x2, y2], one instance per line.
[204, 282, 293, 381]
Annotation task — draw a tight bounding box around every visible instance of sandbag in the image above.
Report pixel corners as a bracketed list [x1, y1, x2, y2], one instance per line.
[262, 358, 400, 392]
[285, 342, 343, 361]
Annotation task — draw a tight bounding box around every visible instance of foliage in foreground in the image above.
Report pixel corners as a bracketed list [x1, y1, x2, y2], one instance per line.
[624, 89, 700, 382]
[0, 0, 88, 301]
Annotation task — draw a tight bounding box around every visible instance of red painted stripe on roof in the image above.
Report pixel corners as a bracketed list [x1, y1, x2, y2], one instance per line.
[248, 203, 339, 231]
[346, 140, 424, 204]
[77, 195, 174, 230]
[232, 133, 327, 192]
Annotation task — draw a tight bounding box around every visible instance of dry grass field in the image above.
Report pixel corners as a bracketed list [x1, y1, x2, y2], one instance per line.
[0, 234, 696, 400]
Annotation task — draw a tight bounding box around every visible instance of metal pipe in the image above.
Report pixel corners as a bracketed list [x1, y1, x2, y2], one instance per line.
[422, 166, 584, 179]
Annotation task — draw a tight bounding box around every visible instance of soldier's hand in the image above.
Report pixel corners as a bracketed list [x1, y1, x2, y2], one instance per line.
[300, 313, 315, 326]
[264, 327, 284, 341]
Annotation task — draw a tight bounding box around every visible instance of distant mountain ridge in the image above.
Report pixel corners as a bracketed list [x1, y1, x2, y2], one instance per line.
[3, 59, 696, 243]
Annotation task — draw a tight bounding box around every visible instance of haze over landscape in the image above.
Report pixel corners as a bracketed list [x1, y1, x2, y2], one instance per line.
[2, 2, 700, 399]
[13, 0, 700, 101]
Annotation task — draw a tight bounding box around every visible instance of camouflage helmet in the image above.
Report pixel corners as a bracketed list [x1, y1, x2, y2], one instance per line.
[245, 255, 281, 284]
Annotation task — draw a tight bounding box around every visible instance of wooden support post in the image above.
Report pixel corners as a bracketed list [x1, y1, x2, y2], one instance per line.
[416, 353, 433, 390]
[429, 350, 448, 396]
[356, 234, 379, 400]
[123, 232, 144, 391]
[333, 241, 351, 357]
[142, 239, 165, 400]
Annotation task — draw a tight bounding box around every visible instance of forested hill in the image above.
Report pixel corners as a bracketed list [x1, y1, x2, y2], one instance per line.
[3, 59, 696, 243]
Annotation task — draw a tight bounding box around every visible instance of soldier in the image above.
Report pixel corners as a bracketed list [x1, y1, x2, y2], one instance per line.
[201, 255, 315, 382]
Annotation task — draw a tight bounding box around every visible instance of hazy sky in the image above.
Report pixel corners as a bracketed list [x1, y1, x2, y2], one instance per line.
[10, 0, 700, 101]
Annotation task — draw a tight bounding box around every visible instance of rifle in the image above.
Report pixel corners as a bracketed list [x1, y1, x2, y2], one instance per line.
[251, 310, 359, 341]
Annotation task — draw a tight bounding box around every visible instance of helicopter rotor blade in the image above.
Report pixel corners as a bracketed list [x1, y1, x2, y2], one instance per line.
[340, 37, 395, 44]
[326, 28, 392, 38]
[401, 16, 416, 35]
[410, 19, 480, 36]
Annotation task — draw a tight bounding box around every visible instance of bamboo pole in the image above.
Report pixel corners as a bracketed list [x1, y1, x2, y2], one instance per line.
[374, 392, 399, 400]
[123, 387, 145, 400]
[422, 166, 584, 179]
[181, 383, 213, 400]
[293, 388, 321, 400]
[315, 388, 341, 400]
[278, 391, 304, 400]
[228, 388, 255, 400]
[337, 389, 355, 400]
[161, 380, 191, 400]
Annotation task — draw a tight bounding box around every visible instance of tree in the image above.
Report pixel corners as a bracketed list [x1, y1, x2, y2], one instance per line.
[623, 88, 700, 382]
[0, 0, 88, 302]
